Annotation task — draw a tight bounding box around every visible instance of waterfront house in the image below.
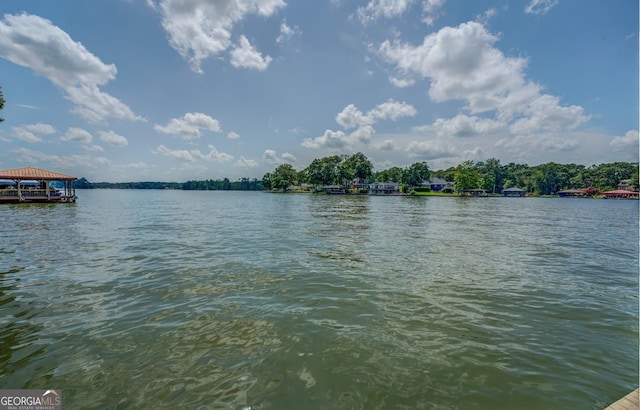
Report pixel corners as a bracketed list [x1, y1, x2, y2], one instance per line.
[427, 177, 447, 191]
[350, 178, 370, 192]
[426, 177, 454, 192]
[369, 182, 400, 195]
[0, 166, 77, 203]
[502, 187, 526, 197]
[617, 179, 633, 191]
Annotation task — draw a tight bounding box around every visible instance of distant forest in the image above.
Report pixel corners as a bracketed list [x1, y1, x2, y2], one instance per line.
[74, 158, 639, 195]
[74, 177, 264, 191]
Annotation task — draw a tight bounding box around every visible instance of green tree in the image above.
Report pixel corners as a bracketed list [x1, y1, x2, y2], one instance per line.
[73, 177, 91, 189]
[527, 162, 588, 194]
[303, 158, 324, 185]
[337, 154, 353, 185]
[403, 161, 430, 187]
[0, 87, 4, 123]
[454, 160, 481, 194]
[477, 158, 502, 193]
[534, 166, 558, 195]
[375, 166, 404, 182]
[262, 172, 272, 190]
[345, 152, 373, 180]
[502, 162, 532, 192]
[270, 164, 298, 191]
[303, 155, 343, 186]
[629, 168, 639, 191]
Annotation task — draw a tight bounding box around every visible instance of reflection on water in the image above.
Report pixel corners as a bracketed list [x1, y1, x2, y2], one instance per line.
[0, 191, 637, 409]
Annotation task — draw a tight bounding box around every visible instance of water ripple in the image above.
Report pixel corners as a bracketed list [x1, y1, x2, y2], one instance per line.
[0, 192, 636, 409]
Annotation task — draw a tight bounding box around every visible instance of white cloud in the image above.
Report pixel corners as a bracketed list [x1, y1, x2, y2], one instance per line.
[66, 84, 143, 124]
[538, 138, 578, 152]
[524, 0, 559, 15]
[197, 145, 233, 161]
[154, 0, 285, 73]
[0, 14, 115, 88]
[509, 95, 589, 135]
[12, 123, 56, 143]
[263, 149, 278, 163]
[154, 145, 196, 162]
[305, 100, 415, 150]
[377, 21, 590, 141]
[236, 156, 259, 168]
[23, 123, 55, 135]
[610, 130, 639, 151]
[126, 162, 147, 169]
[378, 22, 530, 115]
[476, 8, 497, 25]
[376, 139, 396, 151]
[302, 129, 350, 150]
[281, 152, 297, 163]
[350, 125, 376, 144]
[277, 19, 301, 43]
[227, 131, 241, 139]
[93, 156, 112, 166]
[357, 0, 446, 25]
[13, 129, 42, 143]
[495, 133, 579, 156]
[368, 100, 417, 122]
[336, 104, 371, 129]
[421, 0, 446, 26]
[99, 130, 128, 147]
[0, 13, 143, 123]
[357, 0, 414, 24]
[406, 139, 457, 159]
[432, 115, 505, 138]
[61, 127, 93, 145]
[12, 147, 106, 170]
[461, 146, 484, 159]
[154, 112, 221, 140]
[230, 35, 272, 71]
[389, 76, 415, 88]
[154, 144, 233, 162]
[336, 100, 416, 129]
[263, 149, 296, 163]
[84, 144, 105, 152]
[301, 126, 374, 150]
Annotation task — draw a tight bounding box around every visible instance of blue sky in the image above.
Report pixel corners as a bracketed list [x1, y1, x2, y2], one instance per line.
[0, 0, 637, 182]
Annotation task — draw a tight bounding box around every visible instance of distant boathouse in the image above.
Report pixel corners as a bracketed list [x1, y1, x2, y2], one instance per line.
[502, 187, 526, 197]
[0, 166, 77, 203]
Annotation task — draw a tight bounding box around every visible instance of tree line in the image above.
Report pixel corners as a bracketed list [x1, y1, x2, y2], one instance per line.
[74, 177, 264, 191]
[263, 153, 639, 195]
[69, 156, 640, 195]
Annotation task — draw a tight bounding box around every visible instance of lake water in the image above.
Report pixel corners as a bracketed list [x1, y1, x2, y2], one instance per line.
[0, 190, 637, 409]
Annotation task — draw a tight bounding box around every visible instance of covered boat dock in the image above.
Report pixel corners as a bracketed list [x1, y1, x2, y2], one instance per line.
[0, 166, 77, 203]
[602, 189, 639, 199]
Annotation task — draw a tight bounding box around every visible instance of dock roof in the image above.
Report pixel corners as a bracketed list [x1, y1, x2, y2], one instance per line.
[0, 166, 77, 181]
[602, 189, 637, 194]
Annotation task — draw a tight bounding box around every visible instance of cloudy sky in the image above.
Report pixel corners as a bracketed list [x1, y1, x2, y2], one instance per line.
[0, 0, 637, 182]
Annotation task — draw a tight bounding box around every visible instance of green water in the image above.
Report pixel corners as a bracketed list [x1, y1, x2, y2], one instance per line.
[0, 190, 637, 409]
